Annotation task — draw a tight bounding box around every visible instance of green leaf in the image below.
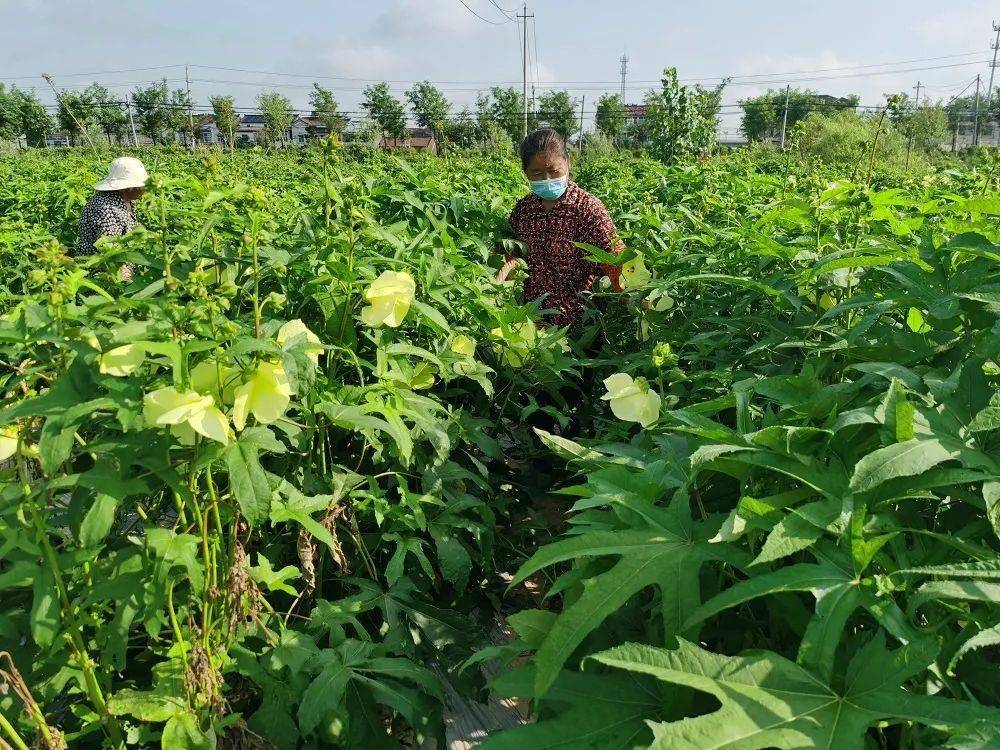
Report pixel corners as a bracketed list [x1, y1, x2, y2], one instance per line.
[250, 553, 300, 596]
[509, 494, 738, 696]
[30, 567, 59, 649]
[507, 609, 557, 649]
[969, 393, 1000, 433]
[946, 721, 1000, 750]
[850, 439, 960, 493]
[79, 493, 119, 547]
[161, 711, 215, 750]
[590, 636, 1000, 750]
[753, 498, 843, 566]
[108, 689, 186, 722]
[225, 435, 272, 526]
[298, 655, 351, 735]
[483, 667, 657, 750]
[144, 528, 204, 594]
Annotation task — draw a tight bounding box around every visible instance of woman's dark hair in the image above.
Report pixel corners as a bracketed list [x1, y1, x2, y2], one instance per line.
[518, 128, 568, 171]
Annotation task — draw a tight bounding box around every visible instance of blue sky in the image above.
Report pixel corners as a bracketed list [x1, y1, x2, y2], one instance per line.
[2, 0, 997, 135]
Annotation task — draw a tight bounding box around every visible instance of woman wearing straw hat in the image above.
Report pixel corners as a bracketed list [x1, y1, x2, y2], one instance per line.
[76, 156, 148, 278]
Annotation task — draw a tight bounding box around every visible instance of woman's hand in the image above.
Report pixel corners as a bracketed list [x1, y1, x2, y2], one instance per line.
[497, 257, 519, 283]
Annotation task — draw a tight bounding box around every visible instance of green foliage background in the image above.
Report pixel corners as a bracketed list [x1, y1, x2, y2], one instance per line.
[0, 143, 999, 749]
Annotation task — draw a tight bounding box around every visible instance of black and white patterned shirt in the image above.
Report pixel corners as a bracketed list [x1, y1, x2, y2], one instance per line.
[75, 191, 138, 256]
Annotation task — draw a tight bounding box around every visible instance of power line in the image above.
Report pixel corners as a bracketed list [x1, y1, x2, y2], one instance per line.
[486, 0, 517, 20]
[455, 0, 514, 25]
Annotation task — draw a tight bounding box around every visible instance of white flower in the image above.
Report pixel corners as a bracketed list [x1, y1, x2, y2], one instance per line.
[232, 361, 292, 431]
[143, 387, 231, 445]
[360, 271, 416, 328]
[99, 344, 146, 376]
[601, 373, 661, 428]
[277, 320, 324, 366]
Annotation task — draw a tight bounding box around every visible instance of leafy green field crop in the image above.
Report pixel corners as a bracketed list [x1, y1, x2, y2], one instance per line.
[1, 144, 999, 750]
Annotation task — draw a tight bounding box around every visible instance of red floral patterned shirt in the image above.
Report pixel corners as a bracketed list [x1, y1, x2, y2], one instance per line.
[509, 181, 623, 329]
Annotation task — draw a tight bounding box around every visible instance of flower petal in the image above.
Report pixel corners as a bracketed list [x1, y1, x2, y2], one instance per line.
[0, 428, 17, 462]
[188, 405, 231, 444]
[99, 344, 146, 376]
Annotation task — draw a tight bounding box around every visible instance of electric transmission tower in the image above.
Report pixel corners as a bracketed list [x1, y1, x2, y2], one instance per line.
[619, 53, 628, 99]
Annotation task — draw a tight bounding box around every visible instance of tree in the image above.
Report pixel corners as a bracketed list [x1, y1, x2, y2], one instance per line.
[210, 95, 238, 149]
[309, 84, 348, 139]
[643, 67, 726, 164]
[132, 80, 173, 145]
[740, 88, 858, 141]
[885, 93, 948, 151]
[257, 91, 294, 147]
[443, 108, 477, 149]
[56, 89, 94, 146]
[169, 87, 195, 145]
[536, 90, 578, 140]
[84, 83, 127, 144]
[11, 87, 52, 146]
[406, 81, 451, 143]
[361, 83, 406, 141]
[0, 85, 52, 146]
[0, 85, 18, 143]
[488, 86, 534, 145]
[595, 93, 626, 142]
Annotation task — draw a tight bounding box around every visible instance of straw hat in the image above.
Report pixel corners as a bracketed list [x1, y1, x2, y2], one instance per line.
[94, 157, 149, 191]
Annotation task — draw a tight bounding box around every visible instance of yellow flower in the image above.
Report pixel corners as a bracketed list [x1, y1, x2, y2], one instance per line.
[490, 320, 537, 368]
[99, 344, 146, 376]
[451, 335, 477, 375]
[232, 361, 292, 431]
[190, 360, 238, 404]
[0, 426, 18, 462]
[277, 319, 324, 366]
[360, 271, 416, 328]
[410, 362, 437, 390]
[601, 373, 661, 428]
[450, 335, 476, 357]
[620, 253, 651, 290]
[143, 387, 231, 445]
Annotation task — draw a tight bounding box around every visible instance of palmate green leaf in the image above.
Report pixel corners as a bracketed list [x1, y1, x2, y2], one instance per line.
[968, 393, 1000, 433]
[590, 636, 1000, 750]
[509, 493, 740, 697]
[482, 666, 658, 750]
[685, 552, 865, 681]
[250, 552, 300, 596]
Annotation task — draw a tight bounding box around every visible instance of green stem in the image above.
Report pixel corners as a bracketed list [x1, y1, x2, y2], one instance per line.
[0, 711, 30, 750]
[251, 233, 261, 338]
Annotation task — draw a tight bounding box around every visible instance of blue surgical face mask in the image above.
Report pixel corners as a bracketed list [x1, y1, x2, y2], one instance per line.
[529, 176, 568, 201]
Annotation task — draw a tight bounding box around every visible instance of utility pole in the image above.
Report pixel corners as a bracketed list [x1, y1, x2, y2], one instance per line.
[973, 74, 982, 147]
[779, 84, 790, 149]
[517, 4, 533, 138]
[987, 21, 999, 144]
[126, 95, 139, 147]
[578, 94, 585, 159]
[903, 81, 921, 172]
[185, 63, 195, 149]
[619, 53, 628, 99]
[905, 81, 921, 171]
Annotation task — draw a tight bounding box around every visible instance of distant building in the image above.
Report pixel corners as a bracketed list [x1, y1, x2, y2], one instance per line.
[624, 104, 646, 127]
[381, 127, 438, 154]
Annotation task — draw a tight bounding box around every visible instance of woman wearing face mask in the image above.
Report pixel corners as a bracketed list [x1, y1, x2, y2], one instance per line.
[498, 128, 623, 331]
